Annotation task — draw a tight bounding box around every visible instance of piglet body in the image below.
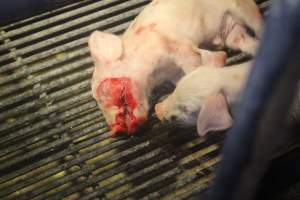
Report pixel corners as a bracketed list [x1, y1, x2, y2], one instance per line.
[155, 62, 251, 136]
[89, 0, 263, 135]
[155, 62, 300, 136]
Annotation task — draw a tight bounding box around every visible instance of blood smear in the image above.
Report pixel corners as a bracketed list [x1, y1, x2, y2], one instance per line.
[97, 77, 145, 135]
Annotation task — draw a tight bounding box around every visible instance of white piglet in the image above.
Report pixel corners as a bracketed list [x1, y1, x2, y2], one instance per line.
[155, 62, 252, 136]
[89, 0, 263, 135]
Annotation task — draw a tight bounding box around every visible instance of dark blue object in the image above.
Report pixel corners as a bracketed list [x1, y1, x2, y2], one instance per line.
[0, 0, 75, 26]
[209, 1, 300, 200]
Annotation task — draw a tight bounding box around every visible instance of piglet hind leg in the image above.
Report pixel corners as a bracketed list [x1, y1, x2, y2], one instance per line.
[225, 24, 259, 56]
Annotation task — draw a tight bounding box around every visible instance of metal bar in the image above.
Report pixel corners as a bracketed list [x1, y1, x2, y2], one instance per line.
[0, 0, 97, 31]
[3, 126, 172, 199]
[0, 129, 108, 185]
[226, 53, 250, 66]
[144, 151, 220, 199]
[0, 47, 90, 86]
[0, 90, 93, 136]
[0, 0, 127, 40]
[0, 63, 92, 114]
[0, 117, 166, 189]
[0, 119, 108, 174]
[0, 106, 101, 157]
[63, 144, 178, 200]
[80, 152, 178, 200]
[0, 100, 97, 145]
[79, 134, 212, 200]
[0, 3, 146, 65]
[0, 0, 145, 51]
[111, 161, 197, 200]
[47, 131, 220, 200]
[0, 125, 109, 198]
[0, 22, 128, 75]
[0, 79, 90, 120]
[0, 56, 92, 100]
[0, 63, 92, 119]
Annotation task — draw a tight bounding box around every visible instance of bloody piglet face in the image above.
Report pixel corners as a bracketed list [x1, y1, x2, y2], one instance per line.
[96, 77, 148, 135]
[88, 31, 149, 135]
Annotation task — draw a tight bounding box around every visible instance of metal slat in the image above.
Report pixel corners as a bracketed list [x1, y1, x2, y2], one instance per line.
[0, 79, 90, 121]
[0, 58, 92, 108]
[0, 21, 128, 75]
[0, 106, 101, 157]
[1, 0, 97, 31]
[0, 127, 108, 185]
[0, 46, 90, 86]
[0, 23, 128, 109]
[0, 52, 93, 97]
[80, 139, 222, 200]
[110, 148, 219, 200]
[0, 2, 148, 65]
[0, 0, 138, 52]
[0, 90, 93, 138]
[0, 116, 161, 193]
[0, 0, 126, 40]
[1, 125, 172, 199]
[0, 24, 129, 121]
[0, 9, 139, 72]
[144, 153, 219, 199]
[34, 132, 221, 200]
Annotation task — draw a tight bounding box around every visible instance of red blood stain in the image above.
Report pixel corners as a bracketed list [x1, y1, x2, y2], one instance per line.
[134, 23, 156, 35]
[127, 116, 146, 134]
[97, 77, 146, 135]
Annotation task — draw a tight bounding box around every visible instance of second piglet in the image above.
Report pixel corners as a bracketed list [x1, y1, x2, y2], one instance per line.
[155, 62, 252, 136]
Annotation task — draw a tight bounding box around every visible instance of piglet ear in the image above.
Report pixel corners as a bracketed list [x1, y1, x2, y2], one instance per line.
[88, 31, 123, 66]
[197, 93, 233, 136]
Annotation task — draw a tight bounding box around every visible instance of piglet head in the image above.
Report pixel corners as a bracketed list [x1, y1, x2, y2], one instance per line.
[96, 77, 148, 135]
[155, 91, 233, 136]
[155, 67, 233, 136]
[89, 31, 148, 136]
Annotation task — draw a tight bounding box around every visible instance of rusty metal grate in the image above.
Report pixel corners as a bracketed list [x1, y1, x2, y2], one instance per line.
[0, 0, 271, 199]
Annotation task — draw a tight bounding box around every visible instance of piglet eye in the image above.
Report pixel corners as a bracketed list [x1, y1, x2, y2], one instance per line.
[170, 115, 177, 122]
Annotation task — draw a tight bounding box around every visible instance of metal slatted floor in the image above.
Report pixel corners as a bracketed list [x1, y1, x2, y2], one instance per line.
[0, 0, 274, 199]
